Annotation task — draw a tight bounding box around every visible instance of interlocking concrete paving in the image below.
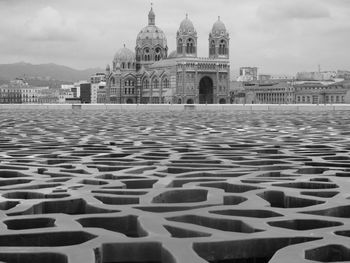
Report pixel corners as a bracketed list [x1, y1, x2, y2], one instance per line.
[0, 109, 349, 263]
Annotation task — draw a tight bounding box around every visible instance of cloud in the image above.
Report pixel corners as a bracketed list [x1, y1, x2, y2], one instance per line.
[25, 6, 78, 41]
[0, 0, 348, 73]
[257, 0, 331, 21]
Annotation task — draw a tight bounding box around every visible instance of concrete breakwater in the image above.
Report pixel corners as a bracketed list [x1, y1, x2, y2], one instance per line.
[1, 103, 350, 111]
[0, 109, 349, 262]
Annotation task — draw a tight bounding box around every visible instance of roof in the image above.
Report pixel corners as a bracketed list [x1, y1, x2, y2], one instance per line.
[114, 47, 135, 62]
[149, 57, 178, 68]
[212, 17, 226, 34]
[179, 15, 196, 33]
[136, 25, 167, 47]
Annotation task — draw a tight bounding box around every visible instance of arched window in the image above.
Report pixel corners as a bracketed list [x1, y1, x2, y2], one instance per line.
[210, 40, 215, 55]
[219, 39, 227, 55]
[177, 39, 183, 54]
[162, 78, 169, 89]
[155, 47, 161, 61]
[144, 48, 150, 61]
[111, 77, 115, 85]
[152, 79, 158, 90]
[186, 38, 195, 54]
[143, 79, 149, 89]
[128, 62, 131, 69]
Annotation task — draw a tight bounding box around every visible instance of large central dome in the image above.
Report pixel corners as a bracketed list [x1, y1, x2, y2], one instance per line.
[136, 25, 167, 47]
[136, 7, 167, 48]
[135, 6, 168, 70]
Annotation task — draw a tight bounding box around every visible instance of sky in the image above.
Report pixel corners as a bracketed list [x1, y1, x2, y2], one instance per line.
[0, 0, 349, 75]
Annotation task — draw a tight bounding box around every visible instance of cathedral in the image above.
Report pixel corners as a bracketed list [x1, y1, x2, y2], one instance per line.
[105, 6, 230, 104]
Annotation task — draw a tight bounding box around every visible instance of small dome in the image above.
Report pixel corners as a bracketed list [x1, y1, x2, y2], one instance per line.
[114, 46, 135, 63]
[179, 14, 195, 33]
[212, 16, 227, 35]
[168, 50, 177, 58]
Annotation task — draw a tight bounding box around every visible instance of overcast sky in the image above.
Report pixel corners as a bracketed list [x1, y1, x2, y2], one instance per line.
[0, 0, 349, 75]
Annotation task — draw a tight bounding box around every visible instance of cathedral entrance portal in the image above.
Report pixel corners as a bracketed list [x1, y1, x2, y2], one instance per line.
[199, 77, 214, 104]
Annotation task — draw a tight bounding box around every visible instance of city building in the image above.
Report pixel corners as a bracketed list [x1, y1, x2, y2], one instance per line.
[237, 81, 295, 104]
[0, 78, 61, 104]
[296, 71, 337, 81]
[229, 81, 245, 104]
[97, 86, 107, 104]
[337, 70, 350, 80]
[59, 90, 74, 104]
[0, 85, 22, 104]
[237, 67, 258, 82]
[60, 83, 83, 102]
[258, 75, 271, 81]
[71, 81, 86, 99]
[80, 83, 91, 103]
[38, 88, 59, 104]
[105, 7, 230, 104]
[259, 74, 294, 82]
[91, 82, 106, 104]
[270, 74, 294, 81]
[294, 80, 350, 104]
[61, 84, 74, 90]
[91, 73, 106, 84]
[21, 86, 51, 104]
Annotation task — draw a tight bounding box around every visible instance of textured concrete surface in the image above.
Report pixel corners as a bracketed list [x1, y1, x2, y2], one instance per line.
[2, 103, 350, 112]
[0, 109, 349, 263]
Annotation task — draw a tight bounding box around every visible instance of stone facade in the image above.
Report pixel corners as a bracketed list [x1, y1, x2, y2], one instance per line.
[91, 82, 106, 104]
[0, 79, 58, 104]
[244, 82, 295, 104]
[0, 85, 22, 104]
[294, 80, 350, 104]
[106, 7, 230, 104]
[230, 80, 350, 104]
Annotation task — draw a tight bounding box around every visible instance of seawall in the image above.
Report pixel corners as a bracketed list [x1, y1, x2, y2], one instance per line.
[1, 103, 350, 111]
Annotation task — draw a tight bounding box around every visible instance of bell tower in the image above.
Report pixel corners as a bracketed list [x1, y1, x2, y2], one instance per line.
[177, 14, 198, 57]
[209, 16, 229, 59]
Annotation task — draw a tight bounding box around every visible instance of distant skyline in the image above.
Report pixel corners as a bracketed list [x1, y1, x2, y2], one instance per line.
[1, 0, 349, 75]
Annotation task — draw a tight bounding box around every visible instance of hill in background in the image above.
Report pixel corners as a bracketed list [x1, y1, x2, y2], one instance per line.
[0, 62, 104, 86]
